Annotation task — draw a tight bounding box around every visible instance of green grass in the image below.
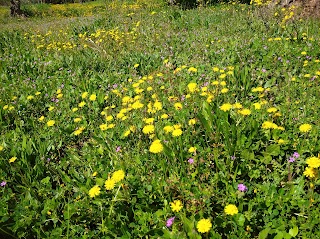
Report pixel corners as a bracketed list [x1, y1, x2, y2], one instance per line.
[0, 1, 320, 238]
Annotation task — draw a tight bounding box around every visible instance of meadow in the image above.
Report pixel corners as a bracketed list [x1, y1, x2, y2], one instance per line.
[0, 0, 320, 238]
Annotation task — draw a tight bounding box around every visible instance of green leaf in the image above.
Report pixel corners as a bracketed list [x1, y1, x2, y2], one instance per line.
[237, 214, 245, 226]
[289, 226, 298, 237]
[274, 231, 284, 239]
[258, 228, 271, 239]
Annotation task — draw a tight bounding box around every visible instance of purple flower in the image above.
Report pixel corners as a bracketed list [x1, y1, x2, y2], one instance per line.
[116, 146, 121, 152]
[1, 181, 6, 187]
[237, 183, 247, 192]
[288, 157, 295, 163]
[188, 158, 194, 164]
[293, 152, 300, 158]
[166, 216, 175, 227]
[231, 155, 236, 160]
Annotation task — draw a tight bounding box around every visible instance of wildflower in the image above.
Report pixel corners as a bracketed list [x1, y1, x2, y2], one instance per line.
[233, 103, 242, 109]
[106, 115, 113, 121]
[224, 204, 238, 215]
[237, 183, 248, 192]
[100, 124, 107, 131]
[112, 170, 125, 183]
[89, 185, 101, 198]
[27, 95, 34, 100]
[164, 125, 174, 133]
[105, 178, 115, 190]
[149, 140, 163, 153]
[170, 200, 183, 212]
[3, 105, 8, 110]
[303, 167, 316, 178]
[74, 118, 81, 123]
[166, 217, 175, 227]
[133, 63, 139, 68]
[35, 91, 41, 96]
[306, 157, 320, 169]
[0, 181, 6, 187]
[161, 114, 169, 119]
[238, 109, 251, 116]
[9, 157, 17, 163]
[188, 67, 197, 73]
[82, 92, 88, 99]
[116, 146, 121, 152]
[89, 94, 96, 101]
[187, 82, 197, 93]
[72, 107, 78, 112]
[262, 121, 278, 129]
[132, 101, 144, 109]
[92, 172, 97, 177]
[142, 125, 155, 134]
[197, 219, 212, 233]
[174, 103, 183, 110]
[123, 130, 131, 137]
[39, 116, 45, 122]
[221, 88, 229, 93]
[220, 103, 232, 112]
[78, 101, 86, 108]
[48, 106, 54, 111]
[57, 93, 63, 99]
[188, 118, 196, 125]
[267, 107, 278, 113]
[188, 158, 194, 164]
[299, 124, 312, 133]
[47, 120, 55, 127]
[172, 128, 182, 137]
[74, 127, 85, 136]
[293, 152, 300, 158]
[252, 86, 264, 92]
[0, 145, 3, 151]
[188, 147, 196, 153]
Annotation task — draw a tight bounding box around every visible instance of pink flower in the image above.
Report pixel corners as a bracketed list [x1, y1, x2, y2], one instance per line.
[166, 217, 175, 227]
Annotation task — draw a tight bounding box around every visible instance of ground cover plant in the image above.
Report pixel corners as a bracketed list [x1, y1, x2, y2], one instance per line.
[0, 0, 320, 238]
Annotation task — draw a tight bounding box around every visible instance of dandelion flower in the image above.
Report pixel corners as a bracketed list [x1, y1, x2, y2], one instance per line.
[188, 147, 196, 153]
[253, 102, 261, 110]
[221, 88, 229, 93]
[303, 167, 316, 178]
[161, 114, 169, 119]
[89, 185, 101, 198]
[187, 82, 197, 93]
[188, 118, 196, 125]
[89, 94, 96, 101]
[164, 125, 174, 133]
[170, 200, 183, 212]
[74, 118, 81, 123]
[238, 109, 251, 116]
[105, 178, 115, 190]
[233, 103, 242, 109]
[100, 124, 108, 131]
[82, 92, 88, 99]
[172, 128, 182, 137]
[112, 170, 125, 183]
[78, 101, 86, 108]
[142, 125, 155, 134]
[267, 107, 278, 113]
[306, 157, 320, 169]
[174, 103, 183, 110]
[299, 124, 312, 133]
[47, 120, 55, 127]
[224, 204, 238, 215]
[197, 219, 212, 233]
[39, 116, 45, 122]
[9, 157, 17, 163]
[149, 140, 163, 153]
[220, 103, 232, 112]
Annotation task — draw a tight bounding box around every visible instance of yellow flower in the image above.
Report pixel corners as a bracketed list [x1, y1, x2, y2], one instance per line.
[213, 67, 219, 72]
[78, 101, 86, 108]
[224, 204, 238, 215]
[142, 125, 155, 134]
[74, 127, 85, 136]
[188, 118, 196, 125]
[0, 145, 3, 151]
[112, 170, 125, 183]
[174, 103, 183, 110]
[143, 118, 155, 124]
[105, 178, 115, 190]
[35, 91, 41, 96]
[92, 172, 98, 177]
[27, 95, 34, 100]
[238, 109, 251, 116]
[89, 94, 96, 101]
[106, 115, 113, 121]
[253, 102, 261, 110]
[188, 147, 196, 153]
[100, 124, 108, 131]
[303, 167, 316, 178]
[39, 116, 45, 122]
[56, 89, 62, 94]
[9, 157, 17, 163]
[187, 82, 197, 93]
[197, 219, 212, 233]
[220, 103, 232, 112]
[74, 118, 81, 123]
[81, 92, 88, 99]
[170, 200, 183, 212]
[123, 130, 131, 137]
[267, 107, 278, 113]
[299, 124, 312, 133]
[48, 106, 54, 111]
[164, 125, 174, 133]
[47, 120, 55, 127]
[72, 108, 78, 112]
[161, 114, 169, 119]
[132, 101, 144, 109]
[89, 185, 101, 198]
[262, 121, 278, 129]
[221, 88, 229, 93]
[57, 93, 63, 99]
[306, 157, 320, 169]
[172, 128, 182, 137]
[251, 86, 264, 92]
[3, 105, 8, 110]
[133, 63, 139, 68]
[188, 67, 197, 73]
[149, 140, 163, 154]
[301, 51, 307, 55]
[233, 103, 242, 109]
